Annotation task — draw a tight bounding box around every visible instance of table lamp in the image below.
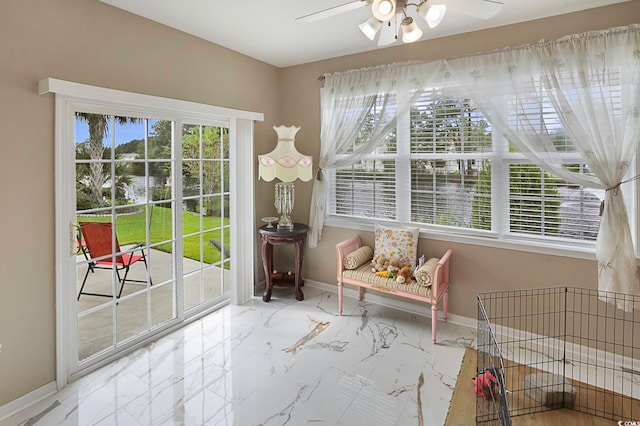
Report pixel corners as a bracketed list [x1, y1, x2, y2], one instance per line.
[258, 125, 313, 230]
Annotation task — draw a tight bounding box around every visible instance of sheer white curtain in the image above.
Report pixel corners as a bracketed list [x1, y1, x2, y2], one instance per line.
[445, 25, 640, 308]
[308, 62, 447, 247]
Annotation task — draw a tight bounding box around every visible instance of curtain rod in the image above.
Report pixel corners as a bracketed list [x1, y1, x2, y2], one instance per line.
[317, 23, 640, 81]
[450, 23, 640, 61]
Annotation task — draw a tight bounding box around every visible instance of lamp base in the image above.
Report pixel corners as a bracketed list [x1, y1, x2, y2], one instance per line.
[275, 182, 295, 231]
[277, 223, 294, 230]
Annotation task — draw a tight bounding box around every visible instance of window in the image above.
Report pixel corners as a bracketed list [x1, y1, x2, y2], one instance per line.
[328, 85, 618, 249]
[409, 93, 492, 230]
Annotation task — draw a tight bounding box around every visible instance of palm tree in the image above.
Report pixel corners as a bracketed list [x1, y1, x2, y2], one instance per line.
[75, 113, 141, 206]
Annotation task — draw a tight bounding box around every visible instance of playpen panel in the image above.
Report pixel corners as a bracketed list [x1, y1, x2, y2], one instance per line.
[477, 287, 640, 425]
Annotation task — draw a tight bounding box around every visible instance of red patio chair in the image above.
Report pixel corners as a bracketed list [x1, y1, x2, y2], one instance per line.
[77, 221, 152, 300]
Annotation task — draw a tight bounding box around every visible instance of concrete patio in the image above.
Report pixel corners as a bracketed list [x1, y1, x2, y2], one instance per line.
[76, 247, 230, 361]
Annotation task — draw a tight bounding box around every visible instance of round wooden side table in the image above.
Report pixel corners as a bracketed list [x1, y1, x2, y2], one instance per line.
[259, 223, 308, 302]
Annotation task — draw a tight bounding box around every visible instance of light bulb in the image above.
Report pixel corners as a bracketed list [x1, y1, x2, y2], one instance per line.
[371, 0, 396, 21]
[378, 0, 393, 15]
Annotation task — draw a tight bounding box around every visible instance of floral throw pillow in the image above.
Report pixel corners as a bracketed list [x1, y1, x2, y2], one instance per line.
[374, 224, 419, 268]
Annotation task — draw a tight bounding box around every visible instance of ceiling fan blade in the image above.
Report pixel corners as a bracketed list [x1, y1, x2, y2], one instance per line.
[296, 1, 368, 23]
[443, 0, 503, 19]
[377, 16, 400, 46]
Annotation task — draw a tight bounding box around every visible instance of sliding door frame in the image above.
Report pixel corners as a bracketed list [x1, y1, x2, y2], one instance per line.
[41, 78, 262, 389]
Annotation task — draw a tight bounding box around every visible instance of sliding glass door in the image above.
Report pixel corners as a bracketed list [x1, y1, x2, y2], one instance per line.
[45, 78, 260, 386]
[181, 123, 231, 312]
[73, 111, 231, 368]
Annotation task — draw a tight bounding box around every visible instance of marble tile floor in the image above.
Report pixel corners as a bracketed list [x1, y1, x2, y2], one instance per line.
[2, 286, 475, 426]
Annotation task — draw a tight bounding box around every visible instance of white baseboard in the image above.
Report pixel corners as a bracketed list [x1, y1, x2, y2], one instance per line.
[303, 279, 476, 330]
[0, 381, 57, 422]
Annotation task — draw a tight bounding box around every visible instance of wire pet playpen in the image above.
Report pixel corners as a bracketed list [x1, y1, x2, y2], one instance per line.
[476, 287, 640, 425]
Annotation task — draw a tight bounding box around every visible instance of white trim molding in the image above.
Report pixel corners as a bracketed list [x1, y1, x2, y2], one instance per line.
[230, 118, 256, 305]
[0, 382, 57, 422]
[39, 78, 263, 122]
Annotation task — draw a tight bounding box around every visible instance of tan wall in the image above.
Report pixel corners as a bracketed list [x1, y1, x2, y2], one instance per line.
[0, 0, 281, 407]
[2, 0, 640, 411]
[280, 1, 640, 320]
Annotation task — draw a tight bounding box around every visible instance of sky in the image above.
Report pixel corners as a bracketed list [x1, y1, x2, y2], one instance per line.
[75, 118, 148, 146]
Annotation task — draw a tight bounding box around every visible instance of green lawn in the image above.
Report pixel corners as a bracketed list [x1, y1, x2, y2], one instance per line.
[77, 206, 230, 264]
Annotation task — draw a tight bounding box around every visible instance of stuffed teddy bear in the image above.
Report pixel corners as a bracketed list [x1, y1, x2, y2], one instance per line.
[387, 257, 402, 275]
[395, 265, 414, 284]
[371, 255, 389, 273]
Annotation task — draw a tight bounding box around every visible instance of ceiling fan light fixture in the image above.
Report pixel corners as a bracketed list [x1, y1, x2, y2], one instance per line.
[359, 16, 383, 40]
[401, 16, 422, 43]
[371, 0, 396, 21]
[417, 3, 446, 28]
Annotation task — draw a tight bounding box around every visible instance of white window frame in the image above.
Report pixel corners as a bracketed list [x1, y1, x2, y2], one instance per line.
[325, 89, 637, 262]
[39, 78, 262, 389]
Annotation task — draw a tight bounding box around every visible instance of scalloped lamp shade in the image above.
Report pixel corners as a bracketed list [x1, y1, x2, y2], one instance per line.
[258, 125, 313, 229]
[258, 125, 313, 183]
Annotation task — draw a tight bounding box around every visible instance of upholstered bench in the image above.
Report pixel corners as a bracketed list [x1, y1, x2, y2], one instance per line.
[336, 235, 452, 343]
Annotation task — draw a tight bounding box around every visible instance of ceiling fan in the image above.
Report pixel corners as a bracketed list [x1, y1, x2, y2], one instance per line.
[296, 0, 504, 46]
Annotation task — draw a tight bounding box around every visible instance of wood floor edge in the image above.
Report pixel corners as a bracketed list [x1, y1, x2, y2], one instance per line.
[445, 347, 477, 426]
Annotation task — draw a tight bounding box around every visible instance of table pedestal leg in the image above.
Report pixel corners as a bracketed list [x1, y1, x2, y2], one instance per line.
[294, 240, 304, 301]
[261, 241, 273, 302]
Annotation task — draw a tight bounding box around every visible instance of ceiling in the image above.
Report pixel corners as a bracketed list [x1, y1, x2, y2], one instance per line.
[99, 0, 630, 68]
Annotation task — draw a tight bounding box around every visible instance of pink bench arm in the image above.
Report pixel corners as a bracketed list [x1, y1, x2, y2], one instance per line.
[336, 235, 364, 315]
[431, 248, 452, 299]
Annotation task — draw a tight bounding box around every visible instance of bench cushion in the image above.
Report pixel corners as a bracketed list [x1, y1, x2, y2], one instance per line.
[342, 263, 433, 298]
[415, 257, 439, 287]
[343, 245, 373, 269]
